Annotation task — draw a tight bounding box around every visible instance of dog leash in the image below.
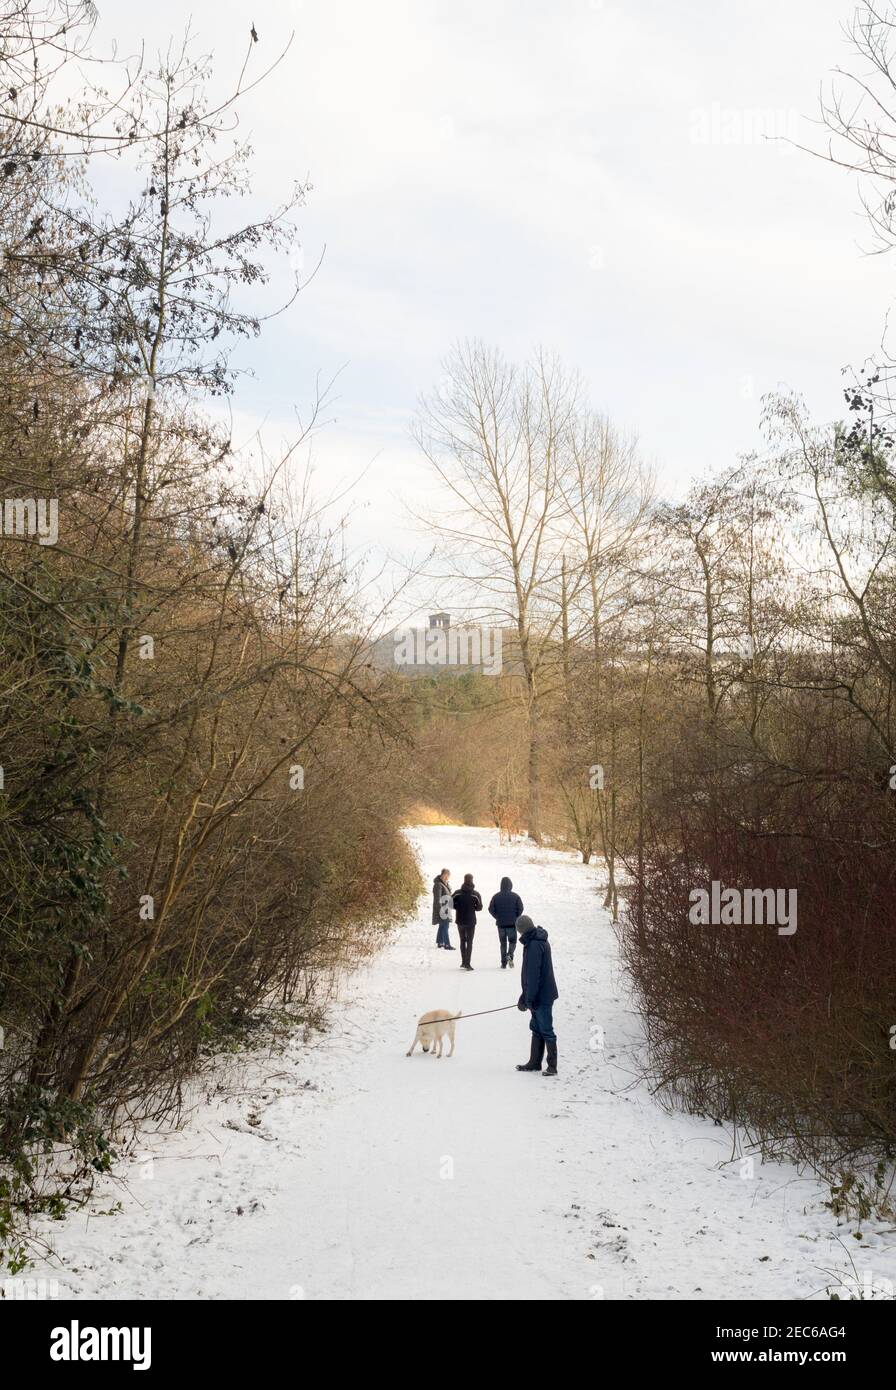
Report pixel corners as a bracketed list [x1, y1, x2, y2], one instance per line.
[418, 1005, 520, 1023]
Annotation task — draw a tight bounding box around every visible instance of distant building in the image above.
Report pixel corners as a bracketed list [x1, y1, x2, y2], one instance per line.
[366, 610, 511, 677]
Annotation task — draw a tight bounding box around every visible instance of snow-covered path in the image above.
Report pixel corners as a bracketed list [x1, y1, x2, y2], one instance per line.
[27, 825, 896, 1300]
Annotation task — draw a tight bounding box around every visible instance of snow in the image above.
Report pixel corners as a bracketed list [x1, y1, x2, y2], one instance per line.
[20, 824, 896, 1301]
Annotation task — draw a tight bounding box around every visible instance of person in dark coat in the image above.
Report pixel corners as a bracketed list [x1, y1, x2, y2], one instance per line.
[432, 868, 455, 949]
[452, 873, 482, 970]
[515, 915, 559, 1075]
[487, 875, 524, 968]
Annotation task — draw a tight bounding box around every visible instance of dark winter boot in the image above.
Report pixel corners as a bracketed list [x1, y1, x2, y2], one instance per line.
[516, 1035, 545, 1072]
[543, 1040, 558, 1076]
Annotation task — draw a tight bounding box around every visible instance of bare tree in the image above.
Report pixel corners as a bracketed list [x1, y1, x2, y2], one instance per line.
[804, 1, 896, 420]
[414, 341, 580, 843]
[555, 412, 652, 902]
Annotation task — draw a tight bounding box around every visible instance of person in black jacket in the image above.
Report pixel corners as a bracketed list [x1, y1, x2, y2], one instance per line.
[431, 869, 455, 950]
[515, 915, 559, 1075]
[487, 876, 524, 968]
[452, 873, 482, 970]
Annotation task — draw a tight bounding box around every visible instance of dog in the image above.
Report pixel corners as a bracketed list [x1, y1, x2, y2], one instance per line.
[406, 1008, 460, 1058]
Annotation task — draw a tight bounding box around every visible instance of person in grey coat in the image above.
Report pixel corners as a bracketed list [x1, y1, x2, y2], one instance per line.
[431, 869, 455, 949]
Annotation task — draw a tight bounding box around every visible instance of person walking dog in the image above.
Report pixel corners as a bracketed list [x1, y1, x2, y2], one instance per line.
[515, 915, 559, 1075]
[487, 876, 524, 968]
[432, 868, 455, 950]
[452, 873, 482, 970]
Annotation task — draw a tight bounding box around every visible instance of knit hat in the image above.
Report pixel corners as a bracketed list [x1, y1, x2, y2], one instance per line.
[516, 914, 535, 933]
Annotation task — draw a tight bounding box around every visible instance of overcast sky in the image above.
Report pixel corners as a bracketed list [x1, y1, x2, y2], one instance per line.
[92, 0, 893, 603]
